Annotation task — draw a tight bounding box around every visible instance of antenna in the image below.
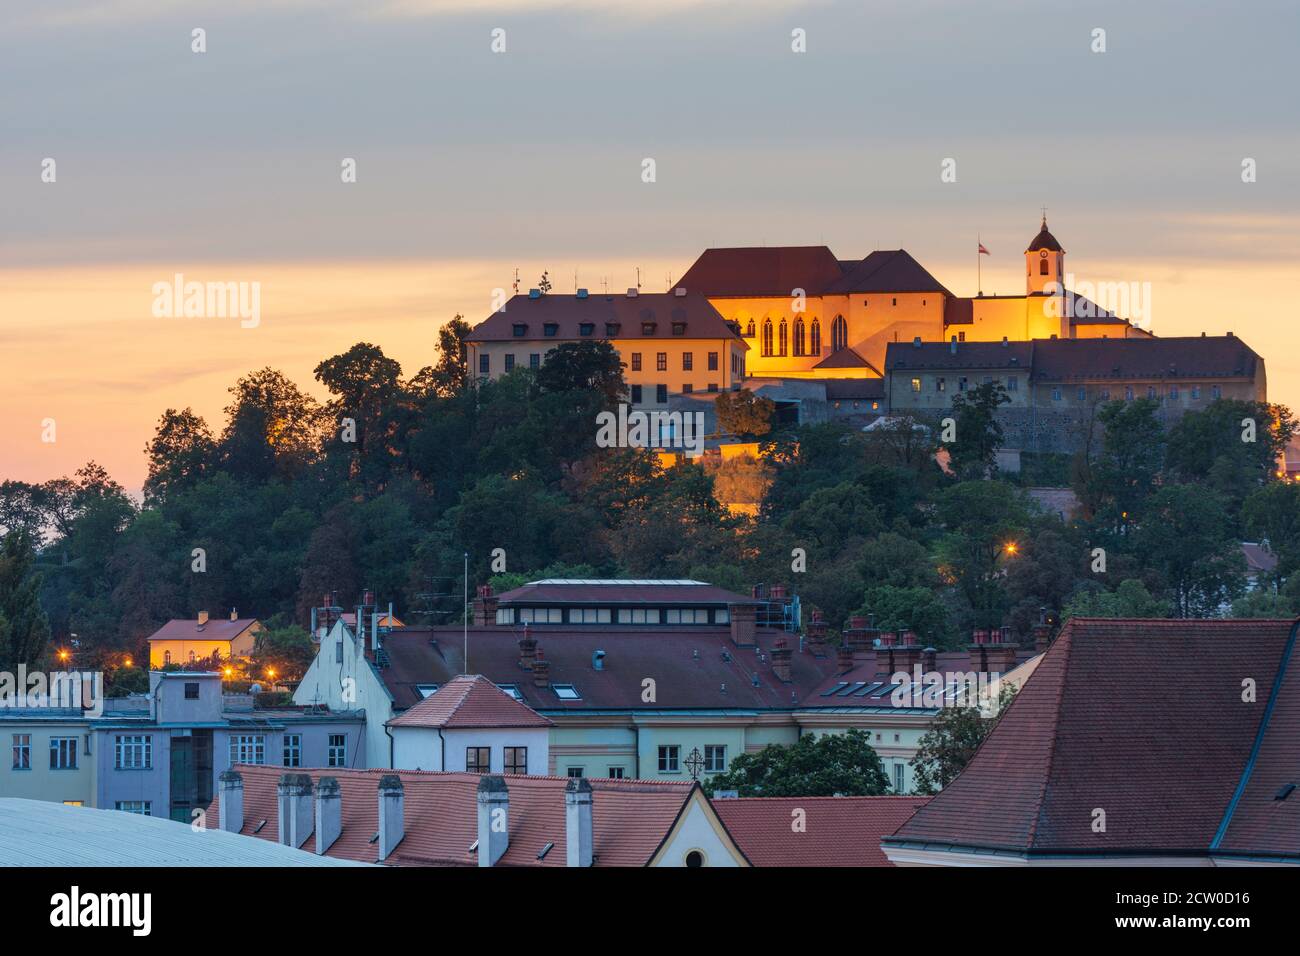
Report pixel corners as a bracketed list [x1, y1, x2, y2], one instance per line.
[512, 268, 519, 294]
[636, 266, 642, 290]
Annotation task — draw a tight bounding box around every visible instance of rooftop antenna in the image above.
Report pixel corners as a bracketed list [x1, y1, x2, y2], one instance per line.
[511, 268, 519, 294]
[636, 266, 642, 290]
[574, 267, 579, 292]
[601, 276, 608, 295]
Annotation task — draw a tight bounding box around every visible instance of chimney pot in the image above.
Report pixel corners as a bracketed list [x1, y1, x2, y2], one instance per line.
[770, 637, 793, 683]
[230, 607, 238, 621]
[565, 778, 594, 867]
[531, 658, 551, 688]
[197, 610, 209, 627]
[377, 775, 404, 862]
[477, 776, 510, 867]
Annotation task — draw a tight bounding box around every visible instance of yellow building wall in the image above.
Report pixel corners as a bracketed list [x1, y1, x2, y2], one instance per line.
[148, 630, 256, 668]
[829, 291, 946, 375]
[704, 296, 823, 377]
[950, 296, 1064, 343]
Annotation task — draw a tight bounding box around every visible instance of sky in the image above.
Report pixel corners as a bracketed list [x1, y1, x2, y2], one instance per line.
[3, 0, 1299, 492]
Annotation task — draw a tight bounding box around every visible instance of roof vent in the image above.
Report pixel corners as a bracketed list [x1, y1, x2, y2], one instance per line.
[592, 649, 605, 671]
[576, 288, 588, 299]
[528, 288, 541, 299]
[1276, 783, 1297, 801]
[912, 336, 922, 348]
[674, 287, 687, 297]
[626, 287, 639, 298]
[1001, 336, 1009, 347]
[950, 338, 958, 354]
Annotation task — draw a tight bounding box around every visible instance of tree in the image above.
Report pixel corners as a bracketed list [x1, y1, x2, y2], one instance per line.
[701, 729, 889, 797]
[411, 315, 472, 398]
[143, 408, 216, 503]
[533, 340, 626, 406]
[1086, 397, 1166, 530]
[252, 615, 317, 682]
[714, 388, 775, 438]
[945, 381, 1009, 479]
[1136, 484, 1245, 617]
[220, 368, 324, 480]
[1063, 578, 1171, 620]
[0, 531, 52, 670]
[934, 481, 1032, 628]
[858, 585, 950, 647]
[910, 685, 1017, 794]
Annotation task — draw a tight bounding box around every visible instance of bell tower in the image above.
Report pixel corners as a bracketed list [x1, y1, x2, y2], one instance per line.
[1025, 212, 1065, 295]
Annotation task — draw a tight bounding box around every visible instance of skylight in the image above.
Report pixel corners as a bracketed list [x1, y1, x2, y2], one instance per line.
[416, 684, 439, 698]
[553, 684, 581, 700]
[497, 684, 523, 701]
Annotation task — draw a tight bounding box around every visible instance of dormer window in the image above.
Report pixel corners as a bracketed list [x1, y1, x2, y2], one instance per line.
[605, 322, 621, 336]
[579, 323, 594, 337]
[512, 323, 527, 337]
[543, 323, 559, 337]
[672, 322, 686, 336]
[642, 322, 656, 335]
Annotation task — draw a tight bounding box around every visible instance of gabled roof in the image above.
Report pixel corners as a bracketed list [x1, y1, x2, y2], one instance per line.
[387, 674, 552, 730]
[813, 347, 881, 374]
[823, 250, 951, 296]
[884, 618, 1300, 861]
[147, 617, 258, 643]
[676, 246, 846, 297]
[1241, 543, 1279, 575]
[464, 291, 742, 344]
[713, 796, 930, 866]
[212, 766, 700, 867]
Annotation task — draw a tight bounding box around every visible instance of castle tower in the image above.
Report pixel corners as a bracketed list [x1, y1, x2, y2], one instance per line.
[1025, 214, 1065, 296]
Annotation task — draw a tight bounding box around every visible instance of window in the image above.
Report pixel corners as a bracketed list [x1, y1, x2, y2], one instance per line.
[416, 683, 439, 698]
[810, 319, 821, 355]
[910, 378, 921, 393]
[658, 745, 680, 773]
[579, 323, 594, 337]
[744, 319, 755, 338]
[893, 763, 905, 793]
[1040, 258, 1049, 275]
[641, 322, 656, 335]
[1051, 388, 1062, 401]
[708, 351, 718, 371]
[479, 354, 489, 374]
[1008, 376, 1018, 392]
[1125, 386, 1134, 400]
[1170, 384, 1179, 399]
[543, 323, 558, 337]
[512, 323, 527, 337]
[631, 352, 642, 371]
[1077, 387, 1087, 401]
[936, 377, 946, 392]
[656, 352, 667, 372]
[1147, 386, 1156, 399]
[958, 377, 968, 392]
[335, 639, 343, 663]
[682, 383, 693, 394]
[685, 850, 704, 867]
[656, 384, 667, 404]
[607, 767, 625, 779]
[958, 331, 966, 342]
[529, 353, 540, 369]
[778, 319, 788, 356]
[707, 383, 718, 392]
[184, 682, 200, 699]
[630, 384, 643, 403]
[328, 734, 346, 768]
[164, 650, 171, 665]
[1101, 388, 1111, 400]
[671, 322, 686, 336]
[831, 315, 847, 352]
[115, 801, 151, 816]
[504, 353, 515, 372]
[1212, 385, 1222, 399]
[115, 735, 152, 770]
[12, 734, 31, 770]
[283, 734, 302, 767]
[188, 651, 196, 664]
[715, 608, 730, 623]
[703, 745, 726, 773]
[570, 608, 611, 624]
[230, 734, 266, 766]
[466, 747, 491, 773]
[553, 684, 581, 700]
[497, 684, 523, 701]
[793, 318, 805, 356]
[605, 322, 620, 336]
[504, 747, 528, 774]
[761, 319, 773, 356]
[1191, 386, 1201, 400]
[50, 737, 78, 770]
[617, 608, 661, 624]
[665, 608, 709, 624]
[682, 352, 693, 372]
[566, 767, 585, 778]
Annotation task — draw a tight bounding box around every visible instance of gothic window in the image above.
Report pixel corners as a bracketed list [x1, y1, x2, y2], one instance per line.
[744, 319, 755, 338]
[778, 319, 788, 356]
[810, 319, 821, 356]
[793, 318, 806, 356]
[761, 319, 773, 356]
[831, 315, 848, 353]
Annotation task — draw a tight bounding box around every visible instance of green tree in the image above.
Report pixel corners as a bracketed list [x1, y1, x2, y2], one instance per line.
[702, 729, 889, 797]
[0, 531, 52, 670]
[945, 381, 1009, 479]
[1242, 481, 1300, 576]
[1136, 484, 1245, 617]
[909, 685, 1017, 795]
[142, 408, 216, 504]
[1063, 578, 1171, 620]
[858, 585, 950, 647]
[934, 481, 1031, 628]
[714, 388, 775, 438]
[533, 341, 626, 406]
[252, 615, 317, 682]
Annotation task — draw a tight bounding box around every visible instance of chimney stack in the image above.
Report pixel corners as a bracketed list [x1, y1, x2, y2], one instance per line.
[729, 603, 757, 648]
[477, 775, 510, 867]
[230, 607, 238, 621]
[923, 646, 938, 672]
[893, 630, 923, 672]
[770, 637, 793, 683]
[970, 627, 1019, 674]
[1033, 609, 1053, 652]
[805, 610, 829, 657]
[197, 610, 209, 628]
[314, 777, 342, 855]
[836, 643, 854, 674]
[218, 769, 243, 833]
[276, 773, 314, 850]
[474, 584, 499, 626]
[377, 775, 404, 862]
[565, 777, 594, 867]
[518, 626, 537, 670]
[531, 656, 551, 688]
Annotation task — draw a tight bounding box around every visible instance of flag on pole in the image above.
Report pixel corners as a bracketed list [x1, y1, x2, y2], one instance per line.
[978, 242, 990, 256]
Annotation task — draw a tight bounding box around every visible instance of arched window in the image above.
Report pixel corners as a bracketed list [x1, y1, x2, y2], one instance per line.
[1040, 257, 1049, 275]
[164, 650, 171, 665]
[761, 319, 773, 356]
[793, 318, 806, 356]
[744, 318, 755, 338]
[188, 651, 196, 664]
[831, 315, 848, 352]
[810, 319, 821, 356]
[778, 319, 788, 356]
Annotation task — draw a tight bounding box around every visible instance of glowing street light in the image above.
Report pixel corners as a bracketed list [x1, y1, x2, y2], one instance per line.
[57, 649, 70, 663]
[1003, 541, 1019, 556]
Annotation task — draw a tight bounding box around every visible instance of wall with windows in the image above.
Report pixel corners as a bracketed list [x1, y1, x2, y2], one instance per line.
[293, 618, 396, 769]
[0, 721, 93, 807]
[94, 728, 169, 816]
[391, 725, 548, 775]
[887, 366, 1032, 412]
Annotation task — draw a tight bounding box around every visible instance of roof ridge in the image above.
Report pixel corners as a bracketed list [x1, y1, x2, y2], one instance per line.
[1026, 623, 1075, 849]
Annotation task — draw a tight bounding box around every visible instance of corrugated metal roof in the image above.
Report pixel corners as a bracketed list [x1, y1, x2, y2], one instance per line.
[0, 799, 368, 867]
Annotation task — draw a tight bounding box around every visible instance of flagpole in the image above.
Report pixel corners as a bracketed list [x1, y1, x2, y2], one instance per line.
[977, 233, 982, 297]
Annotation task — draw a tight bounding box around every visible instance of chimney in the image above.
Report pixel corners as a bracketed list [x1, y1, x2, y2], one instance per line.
[836, 643, 854, 674]
[218, 770, 243, 833]
[229, 607, 238, 621]
[806, 610, 829, 658]
[922, 646, 938, 672]
[1033, 608, 1052, 652]
[276, 773, 314, 850]
[769, 583, 787, 601]
[377, 774, 404, 862]
[565, 777, 594, 867]
[950, 336, 958, 354]
[314, 777, 342, 855]
[518, 626, 537, 670]
[770, 637, 793, 683]
[893, 630, 923, 672]
[197, 610, 209, 628]
[591, 649, 605, 671]
[986, 626, 1019, 674]
[729, 603, 757, 648]
[531, 657, 551, 688]
[477, 775, 510, 867]
[473, 584, 499, 626]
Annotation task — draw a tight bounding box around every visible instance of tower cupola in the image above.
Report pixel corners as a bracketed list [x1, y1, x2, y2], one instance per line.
[1025, 213, 1065, 295]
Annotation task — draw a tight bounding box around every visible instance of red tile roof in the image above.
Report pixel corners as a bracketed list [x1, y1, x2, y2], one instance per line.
[676, 246, 846, 298]
[387, 674, 553, 729]
[822, 250, 951, 296]
[147, 617, 258, 642]
[713, 796, 930, 866]
[813, 347, 881, 373]
[464, 291, 742, 343]
[211, 766, 698, 867]
[884, 618, 1300, 861]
